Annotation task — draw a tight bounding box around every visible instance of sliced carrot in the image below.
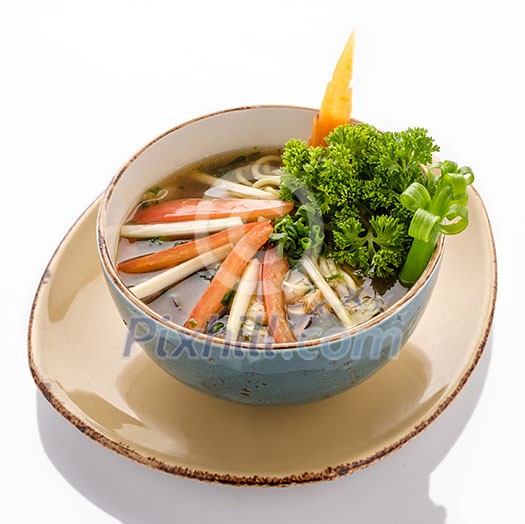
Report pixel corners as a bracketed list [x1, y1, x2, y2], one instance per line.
[309, 31, 356, 147]
[184, 222, 273, 332]
[117, 222, 259, 273]
[262, 247, 296, 344]
[133, 198, 293, 224]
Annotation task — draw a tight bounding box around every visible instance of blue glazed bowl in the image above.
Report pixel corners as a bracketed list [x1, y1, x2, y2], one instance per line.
[97, 106, 444, 405]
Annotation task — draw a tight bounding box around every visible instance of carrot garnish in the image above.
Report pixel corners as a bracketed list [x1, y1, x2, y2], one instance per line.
[133, 198, 293, 224]
[309, 31, 356, 147]
[118, 222, 259, 273]
[184, 222, 273, 332]
[262, 247, 296, 343]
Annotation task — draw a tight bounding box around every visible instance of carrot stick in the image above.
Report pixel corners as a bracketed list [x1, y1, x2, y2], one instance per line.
[262, 247, 296, 344]
[184, 222, 273, 332]
[309, 31, 356, 147]
[118, 222, 259, 273]
[133, 198, 293, 224]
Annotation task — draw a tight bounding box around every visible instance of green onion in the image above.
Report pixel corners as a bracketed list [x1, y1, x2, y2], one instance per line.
[399, 161, 474, 286]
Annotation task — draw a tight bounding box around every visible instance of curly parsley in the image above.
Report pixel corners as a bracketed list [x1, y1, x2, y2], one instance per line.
[274, 123, 440, 278]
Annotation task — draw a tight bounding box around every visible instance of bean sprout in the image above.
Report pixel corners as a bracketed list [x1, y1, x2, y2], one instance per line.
[317, 256, 359, 298]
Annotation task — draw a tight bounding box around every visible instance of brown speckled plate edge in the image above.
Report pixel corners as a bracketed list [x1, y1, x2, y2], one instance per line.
[28, 182, 497, 488]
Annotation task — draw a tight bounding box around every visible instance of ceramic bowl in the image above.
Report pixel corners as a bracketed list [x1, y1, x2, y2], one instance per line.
[97, 106, 444, 406]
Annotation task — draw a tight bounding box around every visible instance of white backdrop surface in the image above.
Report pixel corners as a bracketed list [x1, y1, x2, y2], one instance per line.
[2, 1, 521, 522]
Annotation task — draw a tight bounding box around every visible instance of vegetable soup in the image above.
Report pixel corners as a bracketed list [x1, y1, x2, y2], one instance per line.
[117, 149, 407, 345]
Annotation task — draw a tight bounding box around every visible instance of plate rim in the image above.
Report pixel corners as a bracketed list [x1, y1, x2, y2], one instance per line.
[28, 171, 497, 488]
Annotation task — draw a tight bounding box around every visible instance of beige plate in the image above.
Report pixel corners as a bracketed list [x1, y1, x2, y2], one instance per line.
[29, 189, 496, 486]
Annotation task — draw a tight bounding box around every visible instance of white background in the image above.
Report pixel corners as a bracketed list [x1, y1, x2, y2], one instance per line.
[2, 1, 522, 522]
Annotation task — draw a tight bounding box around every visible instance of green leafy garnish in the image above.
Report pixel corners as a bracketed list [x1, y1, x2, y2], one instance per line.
[398, 160, 474, 285]
[270, 202, 325, 263]
[220, 288, 235, 307]
[274, 123, 441, 278]
[210, 321, 226, 333]
[332, 214, 408, 278]
[139, 186, 167, 208]
[225, 155, 247, 167]
[148, 186, 164, 196]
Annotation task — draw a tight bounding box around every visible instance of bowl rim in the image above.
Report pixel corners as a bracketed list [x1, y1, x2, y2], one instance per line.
[97, 104, 445, 350]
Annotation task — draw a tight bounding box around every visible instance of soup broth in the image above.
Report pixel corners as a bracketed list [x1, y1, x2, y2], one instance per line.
[117, 148, 407, 345]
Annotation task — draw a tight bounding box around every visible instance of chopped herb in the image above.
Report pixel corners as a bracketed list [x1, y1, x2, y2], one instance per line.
[225, 155, 247, 167]
[210, 321, 225, 333]
[148, 186, 163, 196]
[187, 319, 197, 329]
[139, 186, 166, 208]
[220, 288, 235, 307]
[270, 201, 325, 263]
